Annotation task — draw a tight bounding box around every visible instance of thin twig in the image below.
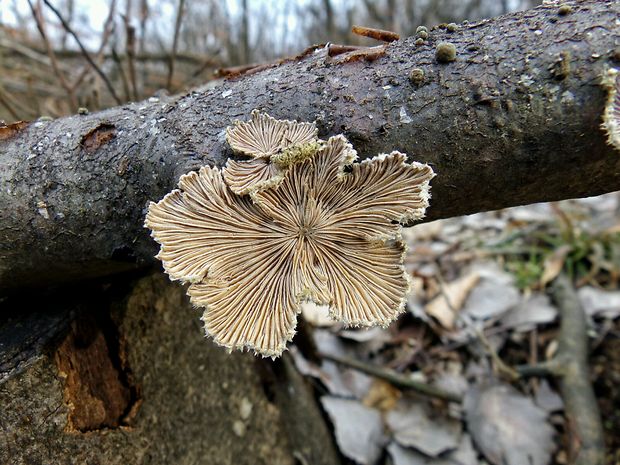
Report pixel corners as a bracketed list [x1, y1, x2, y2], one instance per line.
[215, 62, 265, 78]
[166, 0, 185, 91]
[330, 45, 386, 64]
[111, 46, 131, 102]
[123, 14, 139, 101]
[70, 0, 117, 92]
[474, 326, 519, 380]
[215, 43, 326, 80]
[351, 25, 400, 42]
[320, 352, 462, 403]
[27, 0, 77, 110]
[515, 360, 561, 377]
[42, 0, 122, 105]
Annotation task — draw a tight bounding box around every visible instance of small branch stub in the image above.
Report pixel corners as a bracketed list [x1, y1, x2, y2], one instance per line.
[145, 112, 435, 357]
[351, 25, 400, 43]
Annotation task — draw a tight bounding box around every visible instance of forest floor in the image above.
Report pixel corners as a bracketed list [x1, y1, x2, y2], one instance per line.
[292, 191, 620, 465]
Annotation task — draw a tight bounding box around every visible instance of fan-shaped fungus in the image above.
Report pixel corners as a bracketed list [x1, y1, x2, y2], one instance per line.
[223, 110, 322, 195]
[145, 112, 435, 357]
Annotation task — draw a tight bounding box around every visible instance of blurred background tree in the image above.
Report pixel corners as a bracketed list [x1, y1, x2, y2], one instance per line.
[0, 0, 541, 121]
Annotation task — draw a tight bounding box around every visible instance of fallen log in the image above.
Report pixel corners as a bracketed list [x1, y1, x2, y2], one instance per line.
[1, 0, 618, 292]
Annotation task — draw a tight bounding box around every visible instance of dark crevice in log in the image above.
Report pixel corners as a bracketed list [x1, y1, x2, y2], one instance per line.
[0, 269, 148, 383]
[54, 308, 141, 432]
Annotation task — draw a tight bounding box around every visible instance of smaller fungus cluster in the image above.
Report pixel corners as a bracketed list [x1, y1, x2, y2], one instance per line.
[602, 67, 620, 152]
[145, 111, 435, 357]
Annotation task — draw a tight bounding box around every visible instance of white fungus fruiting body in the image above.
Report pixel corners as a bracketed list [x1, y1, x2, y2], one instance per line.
[602, 67, 620, 152]
[145, 112, 435, 357]
[225, 109, 318, 159]
[223, 109, 321, 195]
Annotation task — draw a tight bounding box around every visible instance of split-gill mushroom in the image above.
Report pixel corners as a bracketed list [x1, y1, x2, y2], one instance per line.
[223, 109, 322, 195]
[602, 67, 620, 151]
[145, 112, 435, 357]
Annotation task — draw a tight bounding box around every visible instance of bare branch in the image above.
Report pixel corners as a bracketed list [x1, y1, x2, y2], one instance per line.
[166, 0, 186, 91]
[42, 0, 122, 105]
[70, 0, 118, 92]
[549, 275, 605, 465]
[123, 14, 139, 101]
[515, 274, 605, 465]
[111, 46, 131, 102]
[27, 0, 77, 110]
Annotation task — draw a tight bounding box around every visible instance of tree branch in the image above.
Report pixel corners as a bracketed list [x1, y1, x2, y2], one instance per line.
[27, 0, 78, 110]
[42, 0, 122, 105]
[166, 0, 186, 91]
[515, 274, 605, 465]
[1, 0, 619, 292]
[550, 275, 605, 465]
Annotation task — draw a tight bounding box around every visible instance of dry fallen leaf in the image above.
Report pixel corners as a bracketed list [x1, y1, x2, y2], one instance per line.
[320, 361, 374, 398]
[577, 286, 620, 319]
[433, 361, 469, 399]
[401, 220, 444, 242]
[465, 381, 555, 465]
[290, 334, 372, 398]
[540, 245, 572, 287]
[339, 327, 391, 343]
[387, 433, 478, 465]
[534, 379, 564, 413]
[425, 272, 480, 329]
[461, 277, 520, 321]
[500, 293, 557, 332]
[363, 379, 402, 411]
[339, 327, 393, 355]
[386, 401, 462, 457]
[321, 396, 386, 465]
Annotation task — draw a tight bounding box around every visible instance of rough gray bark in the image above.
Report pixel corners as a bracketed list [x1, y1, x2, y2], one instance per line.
[1, 0, 619, 292]
[0, 273, 341, 465]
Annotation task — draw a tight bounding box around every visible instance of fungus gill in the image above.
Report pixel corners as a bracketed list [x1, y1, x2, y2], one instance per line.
[223, 109, 321, 195]
[145, 112, 435, 357]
